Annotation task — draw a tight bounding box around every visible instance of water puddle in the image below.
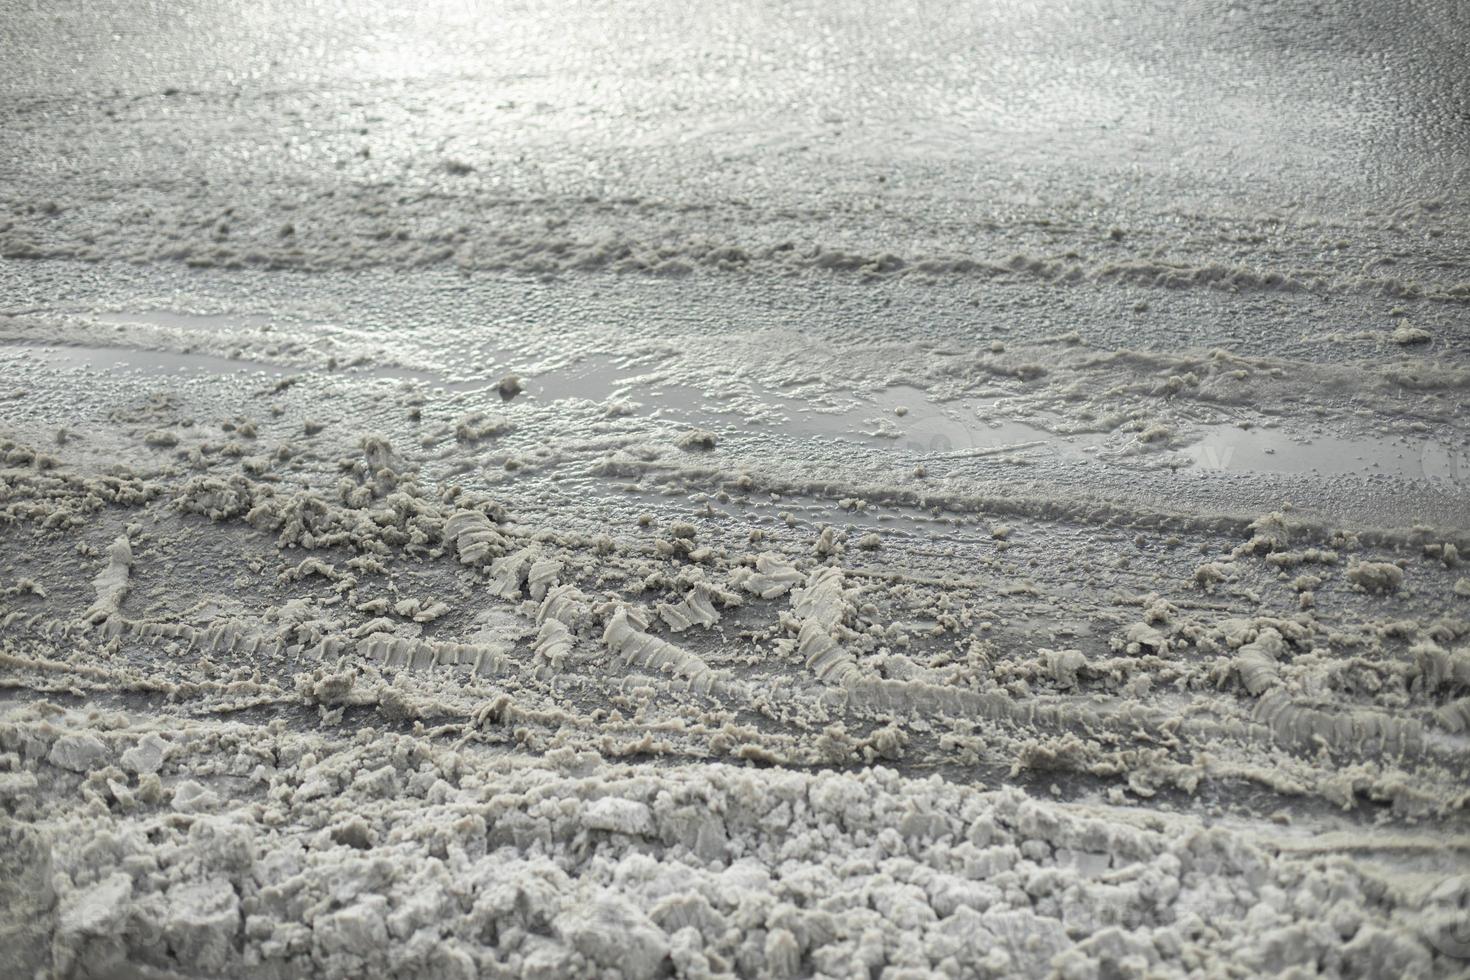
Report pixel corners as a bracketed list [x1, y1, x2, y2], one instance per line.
[1179, 424, 1468, 481]
[630, 381, 1104, 460]
[855, 385, 1099, 459]
[612, 379, 1464, 481]
[530, 354, 647, 403]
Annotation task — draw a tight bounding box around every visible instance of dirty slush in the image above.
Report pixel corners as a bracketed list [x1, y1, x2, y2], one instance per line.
[2, 1, 1470, 978]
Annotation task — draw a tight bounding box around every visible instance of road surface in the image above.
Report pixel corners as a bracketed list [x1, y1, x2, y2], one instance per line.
[2, 1, 1469, 976]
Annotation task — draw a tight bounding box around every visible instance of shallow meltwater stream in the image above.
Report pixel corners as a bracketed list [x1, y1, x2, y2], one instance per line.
[629, 378, 1457, 481]
[6, 314, 1460, 484]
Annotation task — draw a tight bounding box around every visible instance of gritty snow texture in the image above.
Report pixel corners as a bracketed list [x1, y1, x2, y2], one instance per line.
[6, 707, 1470, 980]
[3, 0, 1470, 977]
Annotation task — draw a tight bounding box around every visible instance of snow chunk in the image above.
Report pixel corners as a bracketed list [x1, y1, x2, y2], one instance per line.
[314, 896, 389, 958]
[49, 732, 110, 772]
[556, 893, 669, 978]
[171, 779, 220, 813]
[84, 534, 133, 624]
[584, 797, 656, 836]
[59, 871, 131, 937]
[120, 733, 168, 774]
[164, 877, 240, 972]
[1346, 560, 1404, 594]
[734, 552, 803, 599]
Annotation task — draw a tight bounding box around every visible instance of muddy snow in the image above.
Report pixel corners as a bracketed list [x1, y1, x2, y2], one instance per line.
[2, 0, 1470, 977]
